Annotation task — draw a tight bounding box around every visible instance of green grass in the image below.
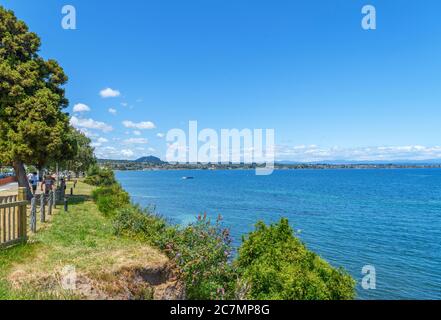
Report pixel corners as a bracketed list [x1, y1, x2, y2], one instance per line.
[0, 182, 167, 300]
[0, 244, 37, 299]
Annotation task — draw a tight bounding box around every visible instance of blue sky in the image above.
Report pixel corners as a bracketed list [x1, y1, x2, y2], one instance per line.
[2, 0, 441, 161]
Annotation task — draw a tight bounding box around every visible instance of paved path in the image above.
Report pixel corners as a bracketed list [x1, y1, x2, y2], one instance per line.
[0, 182, 18, 195]
[0, 182, 50, 196]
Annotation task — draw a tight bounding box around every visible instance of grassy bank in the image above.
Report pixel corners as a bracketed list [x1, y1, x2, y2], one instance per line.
[0, 182, 181, 300]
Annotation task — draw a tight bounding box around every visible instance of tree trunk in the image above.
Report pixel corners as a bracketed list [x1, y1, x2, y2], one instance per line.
[13, 161, 32, 200]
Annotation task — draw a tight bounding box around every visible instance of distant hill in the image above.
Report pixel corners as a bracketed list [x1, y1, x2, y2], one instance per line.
[134, 156, 166, 164]
[97, 156, 167, 164]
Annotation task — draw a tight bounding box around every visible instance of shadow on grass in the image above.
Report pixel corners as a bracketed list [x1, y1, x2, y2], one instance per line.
[63, 194, 92, 205]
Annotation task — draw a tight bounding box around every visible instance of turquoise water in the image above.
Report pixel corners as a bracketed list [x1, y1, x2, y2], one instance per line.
[115, 169, 441, 300]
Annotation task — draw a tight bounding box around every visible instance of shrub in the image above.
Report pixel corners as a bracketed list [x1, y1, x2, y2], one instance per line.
[113, 205, 176, 247]
[164, 214, 237, 300]
[236, 218, 356, 300]
[91, 184, 130, 216]
[84, 165, 116, 187]
[113, 207, 237, 300]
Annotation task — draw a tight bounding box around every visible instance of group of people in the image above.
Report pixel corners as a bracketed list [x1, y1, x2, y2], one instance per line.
[26, 172, 55, 195]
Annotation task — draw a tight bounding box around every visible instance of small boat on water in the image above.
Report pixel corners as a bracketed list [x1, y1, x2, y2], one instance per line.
[182, 176, 194, 180]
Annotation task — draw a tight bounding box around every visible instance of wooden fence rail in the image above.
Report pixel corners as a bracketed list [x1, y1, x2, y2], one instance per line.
[0, 195, 18, 204]
[0, 188, 27, 248]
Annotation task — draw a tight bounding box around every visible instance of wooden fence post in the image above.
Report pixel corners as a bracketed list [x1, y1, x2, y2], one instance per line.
[48, 192, 53, 216]
[53, 190, 57, 209]
[30, 197, 37, 233]
[17, 187, 27, 242]
[40, 194, 45, 223]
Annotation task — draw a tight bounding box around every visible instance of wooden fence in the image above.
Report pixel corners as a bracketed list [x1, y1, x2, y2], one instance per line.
[0, 188, 27, 248]
[0, 195, 18, 204]
[0, 181, 70, 249]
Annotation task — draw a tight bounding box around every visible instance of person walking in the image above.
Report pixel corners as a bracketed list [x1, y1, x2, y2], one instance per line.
[41, 174, 55, 195]
[28, 172, 39, 195]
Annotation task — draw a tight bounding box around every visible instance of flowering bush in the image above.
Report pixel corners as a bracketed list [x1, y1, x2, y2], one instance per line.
[164, 214, 237, 299]
[112, 207, 237, 299]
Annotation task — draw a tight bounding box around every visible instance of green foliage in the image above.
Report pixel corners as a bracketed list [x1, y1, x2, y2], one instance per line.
[112, 207, 237, 300]
[0, 6, 73, 169]
[113, 205, 175, 247]
[26, 165, 37, 174]
[63, 129, 96, 175]
[0, 5, 79, 197]
[91, 184, 130, 216]
[165, 214, 237, 300]
[236, 218, 356, 300]
[86, 164, 129, 216]
[84, 165, 116, 186]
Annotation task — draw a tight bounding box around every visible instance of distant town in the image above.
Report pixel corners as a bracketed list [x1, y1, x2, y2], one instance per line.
[97, 156, 441, 171]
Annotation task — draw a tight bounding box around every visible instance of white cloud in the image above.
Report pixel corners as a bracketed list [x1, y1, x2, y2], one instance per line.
[70, 116, 113, 133]
[276, 144, 441, 162]
[148, 147, 156, 152]
[157, 133, 165, 138]
[120, 102, 133, 109]
[108, 108, 117, 115]
[77, 128, 98, 139]
[94, 146, 137, 160]
[121, 149, 134, 158]
[133, 130, 141, 136]
[122, 120, 156, 130]
[100, 88, 120, 98]
[73, 103, 90, 113]
[97, 146, 116, 155]
[90, 137, 109, 148]
[123, 138, 149, 144]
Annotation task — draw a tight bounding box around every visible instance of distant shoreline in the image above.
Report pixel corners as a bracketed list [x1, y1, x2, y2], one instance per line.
[110, 165, 441, 172]
[98, 157, 441, 171]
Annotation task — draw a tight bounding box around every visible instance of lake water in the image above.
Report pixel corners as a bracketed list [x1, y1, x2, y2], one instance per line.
[115, 169, 441, 300]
